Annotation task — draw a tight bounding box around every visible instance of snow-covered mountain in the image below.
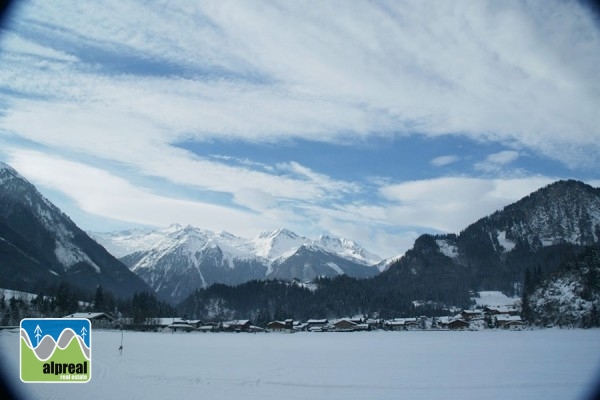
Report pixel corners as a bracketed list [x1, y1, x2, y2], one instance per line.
[379, 180, 600, 306]
[92, 225, 382, 302]
[0, 163, 151, 298]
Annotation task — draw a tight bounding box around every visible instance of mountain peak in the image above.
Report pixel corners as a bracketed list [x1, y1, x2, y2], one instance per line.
[524, 179, 598, 202]
[0, 162, 18, 174]
[480, 179, 600, 250]
[0, 162, 34, 190]
[258, 228, 299, 240]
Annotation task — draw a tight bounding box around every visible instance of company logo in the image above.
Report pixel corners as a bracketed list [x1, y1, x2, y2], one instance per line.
[20, 318, 91, 383]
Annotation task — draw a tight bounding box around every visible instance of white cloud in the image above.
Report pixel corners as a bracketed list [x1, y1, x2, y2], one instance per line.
[232, 188, 276, 212]
[0, 100, 359, 204]
[487, 151, 520, 165]
[1, 0, 599, 168]
[6, 149, 274, 237]
[431, 155, 460, 167]
[378, 176, 553, 232]
[475, 150, 520, 172]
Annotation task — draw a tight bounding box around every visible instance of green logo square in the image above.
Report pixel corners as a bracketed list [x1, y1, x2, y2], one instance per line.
[20, 318, 91, 383]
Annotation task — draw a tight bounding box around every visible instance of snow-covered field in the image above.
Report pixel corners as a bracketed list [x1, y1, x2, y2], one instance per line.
[1, 329, 599, 400]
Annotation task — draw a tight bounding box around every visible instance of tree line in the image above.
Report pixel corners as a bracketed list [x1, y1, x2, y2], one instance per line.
[521, 245, 600, 328]
[1, 282, 174, 327]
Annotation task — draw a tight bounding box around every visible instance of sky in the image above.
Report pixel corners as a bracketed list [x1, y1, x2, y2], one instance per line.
[0, 0, 599, 259]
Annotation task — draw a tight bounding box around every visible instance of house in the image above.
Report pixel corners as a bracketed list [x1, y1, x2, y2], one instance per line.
[404, 317, 420, 330]
[198, 322, 219, 332]
[248, 325, 265, 333]
[435, 316, 452, 329]
[384, 318, 420, 331]
[333, 319, 357, 332]
[306, 319, 328, 331]
[495, 315, 524, 330]
[365, 319, 381, 330]
[266, 321, 287, 332]
[167, 320, 194, 333]
[266, 319, 294, 333]
[187, 320, 204, 329]
[354, 323, 370, 331]
[151, 318, 188, 330]
[460, 310, 484, 321]
[63, 312, 115, 328]
[447, 319, 470, 330]
[223, 319, 251, 332]
[293, 321, 308, 332]
[384, 319, 405, 331]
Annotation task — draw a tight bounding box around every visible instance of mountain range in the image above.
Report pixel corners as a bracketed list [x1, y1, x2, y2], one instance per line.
[177, 179, 600, 321]
[1, 159, 599, 322]
[91, 225, 383, 302]
[0, 163, 150, 298]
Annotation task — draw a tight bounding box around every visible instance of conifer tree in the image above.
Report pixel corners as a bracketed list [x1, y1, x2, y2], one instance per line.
[94, 285, 105, 312]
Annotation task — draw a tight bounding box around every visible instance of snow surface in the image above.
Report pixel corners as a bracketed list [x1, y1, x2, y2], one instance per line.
[1, 329, 599, 400]
[436, 239, 459, 259]
[326, 261, 344, 275]
[0, 288, 91, 308]
[474, 291, 519, 307]
[0, 289, 39, 302]
[375, 255, 402, 272]
[496, 231, 516, 252]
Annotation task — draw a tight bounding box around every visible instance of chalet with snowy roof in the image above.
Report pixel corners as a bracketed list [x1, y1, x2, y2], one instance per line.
[365, 318, 382, 329]
[223, 319, 251, 332]
[305, 319, 328, 331]
[404, 317, 420, 330]
[447, 319, 470, 330]
[384, 318, 419, 331]
[197, 322, 219, 332]
[248, 325, 265, 333]
[266, 321, 286, 332]
[460, 310, 484, 321]
[151, 317, 186, 329]
[266, 319, 293, 332]
[384, 319, 405, 331]
[333, 319, 358, 332]
[168, 320, 194, 332]
[435, 316, 451, 329]
[187, 320, 204, 329]
[495, 315, 524, 330]
[63, 312, 115, 328]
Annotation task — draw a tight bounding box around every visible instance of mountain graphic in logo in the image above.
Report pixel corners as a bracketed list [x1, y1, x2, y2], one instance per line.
[20, 318, 91, 383]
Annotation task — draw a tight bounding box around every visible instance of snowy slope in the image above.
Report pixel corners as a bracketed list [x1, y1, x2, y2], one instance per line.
[473, 291, 519, 307]
[93, 225, 383, 268]
[0, 163, 100, 272]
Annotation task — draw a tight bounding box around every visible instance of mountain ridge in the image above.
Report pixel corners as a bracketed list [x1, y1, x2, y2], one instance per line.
[0, 162, 152, 298]
[377, 179, 600, 304]
[92, 224, 384, 302]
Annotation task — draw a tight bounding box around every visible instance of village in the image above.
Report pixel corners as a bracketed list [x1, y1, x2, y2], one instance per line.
[63, 305, 524, 334]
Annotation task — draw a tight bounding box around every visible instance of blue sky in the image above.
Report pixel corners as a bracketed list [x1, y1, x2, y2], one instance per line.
[0, 1, 599, 258]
